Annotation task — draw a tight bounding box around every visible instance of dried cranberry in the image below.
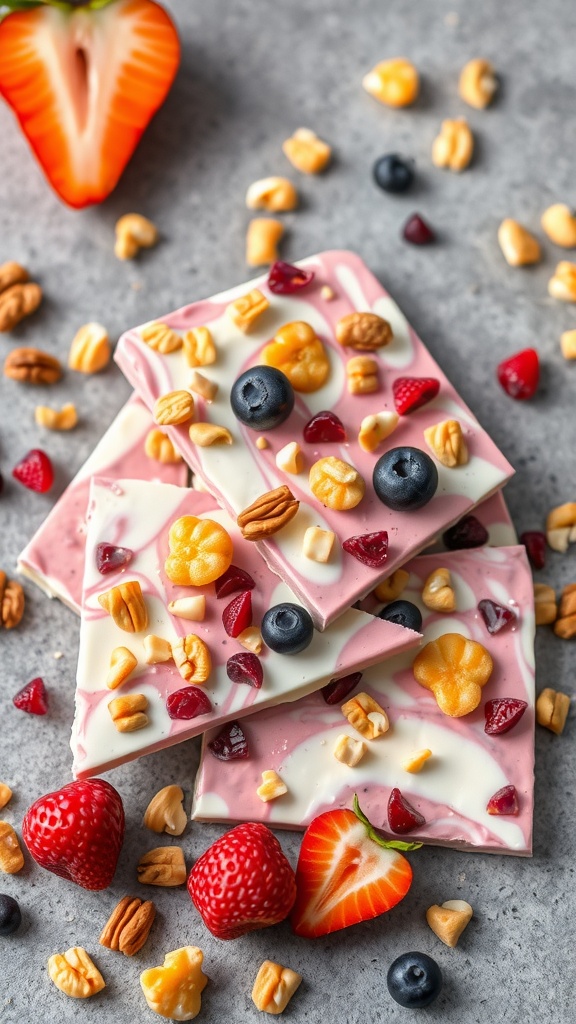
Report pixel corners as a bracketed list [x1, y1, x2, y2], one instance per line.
[342, 531, 389, 568]
[403, 213, 435, 245]
[484, 698, 528, 736]
[520, 531, 547, 570]
[497, 348, 539, 400]
[13, 677, 48, 715]
[478, 599, 517, 635]
[166, 687, 212, 720]
[442, 515, 488, 550]
[267, 260, 315, 295]
[222, 591, 252, 638]
[208, 720, 250, 760]
[12, 449, 53, 493]
[388, 787, 425, 833]
[321, 672, 363, 705]
[226, 652, 263, 689]
[96, 543, 134, 575]
[215, 564, 255, 599]
[486, 784, 519, 815]
[303, 410, 346, 444]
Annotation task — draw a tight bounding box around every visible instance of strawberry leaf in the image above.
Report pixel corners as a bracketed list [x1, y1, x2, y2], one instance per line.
[353, 794, 422, 852]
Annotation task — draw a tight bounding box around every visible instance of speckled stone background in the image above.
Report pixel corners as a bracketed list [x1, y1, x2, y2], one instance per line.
[1, 0, 575, 1021]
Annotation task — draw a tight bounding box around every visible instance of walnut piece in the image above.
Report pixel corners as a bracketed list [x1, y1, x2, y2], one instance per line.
[171, 634, 212, 684]
[0, 281, 42, 332]
[0, 260, 29, 293]
[137, 846, 187, 886]
[98, 580, 148, 632]
[237, 485, 299, 540]
[336, 311, 393, 351]
[144, 785, 187, 836]
[1, 572, 25, 629]
[424, 419, 468, 467]
[252, 960, 302, 1015]
[99, 896, 156, 956]
[47, 947, 105, 999]
[0, 821, 25, 873]
[154, 389, 195, 427]
[341, 692, 389, 739]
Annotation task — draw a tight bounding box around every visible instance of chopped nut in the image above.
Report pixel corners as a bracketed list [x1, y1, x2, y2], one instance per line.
[68, 322, 111, 374]
[282, 127, 331, 174]
[188, 422, 233, 447]
[263, 319, 329, 392]
[362, 57, 419, 107]
[432, 118, 474, 172]
[168, 596, 206, 621]
[256, 436, 269, 450]
[144, 428, 182, 464]
[246, 176, 298, 212]
[302, 526, 335, 563]
[541, 203, 576, 248]
[189, 370, 218, 402]
[459, 58, 497, 108]
[373, 568, 410, 603]
[98, 580, 148, 632]
[137, 846, 187, 886]
[99, 896, 156, 957]
[402, 748, 432, 773]
[426, 900, 473, 947]
[237, 625, 263, 653]
[246, 218, 284, 267]
[108, 693, 149, 733]
[336, 311, 393, 351]
[237, 485, 299, 540]
[47, 947, 105, 999]
[554, 583, 576, 639]
[534, 583, 557, 626]
[114, 213, 158, 260]
[141, 321, 182, 354]
[0, 281, 42, 332]
[227, 288, 270, 332]
[0, 821, 24, 873]
[424, 419, 468, 468]
[333, 733, 367, 767]
[1, 573, 25, 629]
[106, 646, 138, 690]
[0, 260, 29, 293]
[256, 770, 288, 802]
[143, 634, 173, 664]
[341, 692, 389, 740]
[275, 441, 304, 474]
[346, 355, 379, 395]
[4, 346, 62, 384]
[154, 389, 194, 427]
[0, 783, 12, 810]
[422, 567, 456, 612]
[548, 261, 576, 301]
[560, 330, 576, 360]
[358, 411, 399, 452]
[35, 402, 78, 431]
[172, 634, 212, 684]
[309, 456, 365, 511]
[546, 502, 576, 552]
[252, 960, 302, 1015]
[182, 326, 217, 367]
[498, 219, 541, 266]
[536, 687, 570, 734]
[413, 634, 493, 717]
[321, 285, 335, 301]
[140, 947, 207, 1019]
[144, 785, 187, 836]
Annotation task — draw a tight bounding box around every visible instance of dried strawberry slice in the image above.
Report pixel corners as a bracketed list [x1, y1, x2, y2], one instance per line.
[388, 787, 425, 834]
[520, 531, 547, 570]
[497, 348, 539, 400]
[478, 599, 517, 635]
[486, 784, 519, 815]
[343, 531, 389, 569]
[303, 411, 346, 444]
[166, 687, 212, 720]
[13, 677, 48, 715]
[321, 672, 363, 705]
[484, 698, 528, 736]
[208, 720, 250, 760]
[222, 591, 252, 638]
[392, 377, 440, 415]
[96, 543, 134, 575]
[267, 260, 315, 295]
[442, 515, 488, 550]
[12, 449, 53, 493]
[226, 652, 263, 689]
[215, 564, 255, 599]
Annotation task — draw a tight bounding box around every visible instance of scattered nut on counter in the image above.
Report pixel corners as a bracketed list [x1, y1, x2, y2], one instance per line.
[47, 947, 105, 999]
[282, 128, 332, 174]
[536, 688, 570, 734]
[497, 219, 541, 266]
[0, 261, 42, 332]
[143, 785, 187, 836]
[246, 176, 298, 212]
[0, 821, 25, 874]
[137, 847, 187, 887]
[541, 203, 576, 248]
[140, 946, 207, 1019]
[362, 57, 419, 107]
[0, 571, 25, 630]
[426, 900, 473, 947]
[252, 960, 302, 1015]
[458, 58, 498, 108]
[548, 261, 576, 301]
[35, 403, 78, 431]
[68, 322, 111, 374]
[432, 118, 474, 172]
[114, 213, 158, 260]
[99, 896, 156, 957]
[246, 218, 285, 267]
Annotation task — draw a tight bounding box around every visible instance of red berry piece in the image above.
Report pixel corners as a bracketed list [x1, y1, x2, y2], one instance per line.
[520, 531, 547, 570]
[226, 652, 263, 689]
[443, 515, 488, 550]
[12, 449, 53, 493]
[166, 687, 212, 720]
[267, 260, 315, 295]
[403, 213, 435, 245]
[13, 677, 48, 715]
[215, 564, 255, 599]
[303, 410, 346, 444]
[392, 377, 440, 415]
[95, 543, 134, 575]
[321, 671, 363, 705]
[222, 590, 252, 638]
[497, 348, 539, 400]
[208, 721, 250, 761]
[486, 784, 519, 816]
[388, 787, 425, 834]
[484, 698, 528, 736]
[343, 531, 389, 568]
[478, 599, 517, 635]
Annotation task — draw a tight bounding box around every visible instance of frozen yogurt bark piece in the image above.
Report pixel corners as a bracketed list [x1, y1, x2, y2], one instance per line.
[18, 395, 187, 613]
[115, 250, 514, 629]
[71, 477, 421, 779]
[193, 545, 535, 856]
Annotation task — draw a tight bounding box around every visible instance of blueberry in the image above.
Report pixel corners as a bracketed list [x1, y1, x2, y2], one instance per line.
[230, 366, 294, 430]
[387, 951, 442, 1008]
[373, 153, 415, 194]
[373, 447, 438, 511]
[378, 600, 422, 633]
[261, 603, 314, 655]
[0, 894, 21, 935]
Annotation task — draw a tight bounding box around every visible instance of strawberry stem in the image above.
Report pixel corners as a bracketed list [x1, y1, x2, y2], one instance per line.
[353, 794, 422, 852]
[1, 0, 119, 13]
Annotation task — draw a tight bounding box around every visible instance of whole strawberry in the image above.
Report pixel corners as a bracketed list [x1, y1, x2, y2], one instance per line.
[22, 779, 124, 891]
[187, 822, 296, 940]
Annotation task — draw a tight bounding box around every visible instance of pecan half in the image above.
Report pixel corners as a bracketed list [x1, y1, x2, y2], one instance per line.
[237, 485, 299, 540]
[336, 312, 393, 351]
[4, 347, 62, 384]
[0, 261, 29, 293]
[99, 896, 156, 956]
[1, 573, 25, 630]
[137, 847, 187, 887]
[0, 282, 42, 332]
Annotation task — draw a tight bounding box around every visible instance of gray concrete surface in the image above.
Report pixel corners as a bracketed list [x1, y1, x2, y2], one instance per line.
[1, 0, 575, 1021]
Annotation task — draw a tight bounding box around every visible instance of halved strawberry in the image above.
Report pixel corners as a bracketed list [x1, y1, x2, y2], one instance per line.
[291, 796, 419, 939]
[0, 0, 180, 208]
[393, 376, 440, 415]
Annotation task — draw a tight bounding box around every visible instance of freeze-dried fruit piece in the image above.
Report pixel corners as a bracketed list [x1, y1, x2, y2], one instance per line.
[403, 213, 435, 245]
[208, 721, 250, 761]
[484, 698, 528, 735]
[267, 260, 314, 294]
[309, 456, 365, 511]
[497, 348, 539, 400]
[95, 543, 134, 575]
[222, 591, 252, 638]
[413, 633, 493, 717]
[214, 564, 255, 598]
[343, 531, 389, 568]
[140, 947, 207, 1020]
[166, 687, 213, 720]
[303, 410, 346, 444]
[226, 652, 263, 689]
[393, 377, 440, 415]
[443, 515, 488, 550]
[262, 321, 330, 393]
[321, 672, 362, 706]
[486, 784, 519, 815]
[13, 676, 48, 715]
[165, 515, 233, 587]
[388, 787, 426, 834]
[520, 531, 547, 570]
[12, 448, 53, 492]
[478, 599, 517, 635]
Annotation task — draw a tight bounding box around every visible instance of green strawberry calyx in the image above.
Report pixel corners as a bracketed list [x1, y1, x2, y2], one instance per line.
[353, 793, 423, 852]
